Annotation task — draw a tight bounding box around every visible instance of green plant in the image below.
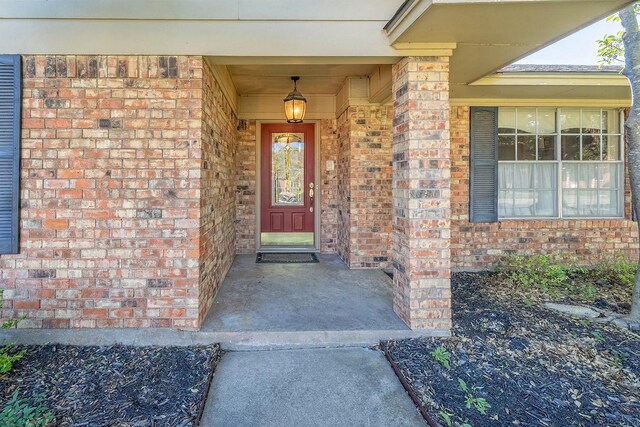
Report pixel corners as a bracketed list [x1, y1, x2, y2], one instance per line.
[591, 255, 637, 288]
[591, 330, 606, 344]
[578, 283, 597, 300]
[439, 411, 453, 427]
[496, 253, 577, 297]
[0, 290, 27, 376]
[431, 345, 451, 370]
[610, 350, 628, 369]
[0, 345, 26, 375]
[1, 290, 25, 329]
[0, 390, 53, 427]
[458, 378, 491, 416]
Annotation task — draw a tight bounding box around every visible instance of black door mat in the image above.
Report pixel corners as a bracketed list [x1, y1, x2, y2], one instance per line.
[256, 252, 319, 264]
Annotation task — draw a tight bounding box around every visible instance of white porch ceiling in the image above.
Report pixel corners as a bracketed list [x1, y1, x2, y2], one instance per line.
[228, 64, 377, 96]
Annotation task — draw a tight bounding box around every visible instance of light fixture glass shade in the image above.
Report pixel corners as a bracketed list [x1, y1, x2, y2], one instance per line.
[283, 77, 306, 123]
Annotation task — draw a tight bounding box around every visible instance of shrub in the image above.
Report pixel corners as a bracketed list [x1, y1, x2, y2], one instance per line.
[591, 255, 637, 288]
[496, 253, 578, 297]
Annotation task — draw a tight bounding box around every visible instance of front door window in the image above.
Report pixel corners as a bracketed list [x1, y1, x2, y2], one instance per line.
[272, 133, 305, 206]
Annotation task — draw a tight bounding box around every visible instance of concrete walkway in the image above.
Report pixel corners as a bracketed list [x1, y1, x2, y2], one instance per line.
[200, 347, 425, 427]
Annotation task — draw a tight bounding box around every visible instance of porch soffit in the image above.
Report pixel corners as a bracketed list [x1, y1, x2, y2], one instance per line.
[385, 0, 634, 84]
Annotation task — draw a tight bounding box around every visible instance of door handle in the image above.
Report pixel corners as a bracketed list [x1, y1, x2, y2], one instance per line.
[309, 188, 314, 198]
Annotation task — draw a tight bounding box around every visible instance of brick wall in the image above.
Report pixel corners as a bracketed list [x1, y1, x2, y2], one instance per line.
[450, 106, 639, 269]
[336, 105, 393, 268]
[0, 55, 235, 329]
[320, 119, 339, 253]
[198, 62, 237, 323]
[336, 111, 352, 264]
[235, 119, 257, 253]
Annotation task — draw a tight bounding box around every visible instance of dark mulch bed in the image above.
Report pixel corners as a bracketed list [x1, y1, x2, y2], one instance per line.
[384, 272, 640, 427]
[1, 344, 220, 426]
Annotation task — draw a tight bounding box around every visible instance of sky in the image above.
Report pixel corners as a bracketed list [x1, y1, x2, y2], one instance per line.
[517, 17, 623, 65]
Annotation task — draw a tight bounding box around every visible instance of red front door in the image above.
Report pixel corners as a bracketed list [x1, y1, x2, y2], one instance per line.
[260, 123, 315, 244]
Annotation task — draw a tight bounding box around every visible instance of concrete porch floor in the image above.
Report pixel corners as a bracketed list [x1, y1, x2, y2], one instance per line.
[204, 254, 407, 332]
[199, 254, 433, 348]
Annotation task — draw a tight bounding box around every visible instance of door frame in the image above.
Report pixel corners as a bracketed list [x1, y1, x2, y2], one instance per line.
[255, 120, 321, 252]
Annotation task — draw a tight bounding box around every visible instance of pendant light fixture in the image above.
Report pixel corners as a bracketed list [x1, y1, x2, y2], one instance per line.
[283, 76, 306, 123]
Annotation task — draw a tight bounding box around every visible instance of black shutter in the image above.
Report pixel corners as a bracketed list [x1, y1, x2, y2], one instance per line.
[470, 106, 498, 222]
[0, 55, 21, 254]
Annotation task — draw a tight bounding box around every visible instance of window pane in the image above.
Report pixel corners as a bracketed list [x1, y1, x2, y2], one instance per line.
[562, 163, 578, 188]
[581, 109, 602, 134]
[602, 135, 621, 160]
[498, 190, 511, 217]
[562, 163, 622, 217]
[560, 109, 580, 134]
[272, 132, 305, 206]
[498, 108, 516, 133]
[517, 109, 537, 134]
[513, 163, 534, 189]
[582, 135, 601, 160]
[537, 109, 556, 134]
[517, 135, 536, 160]
[533, 164, 557, 216]
[600, 191, 620, 216]
[535, 190, 556, 216]
[499, 163, 515, 189]
[578, 190, 599, 216]
[562, 189, 578, 216]
[561, 135, 580, 160]
[538, 135, 556, 160]
[534, 163, 556, 189]
[578, 163, 598, 189]
[513, 190, 536, 216]
[596, 163, 619, 190]
[499, 163, 557, 217]
[602, 109, 620, 134]
[498, 135, 515, 160]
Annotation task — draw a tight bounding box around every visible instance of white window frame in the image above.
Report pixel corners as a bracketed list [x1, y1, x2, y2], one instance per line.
[497, 107, 625, 220]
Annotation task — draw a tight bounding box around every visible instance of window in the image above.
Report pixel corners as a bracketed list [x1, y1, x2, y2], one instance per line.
[496, 107, 623, 219]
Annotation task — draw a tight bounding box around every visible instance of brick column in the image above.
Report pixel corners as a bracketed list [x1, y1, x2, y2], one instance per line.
[391, 56, 452, 332]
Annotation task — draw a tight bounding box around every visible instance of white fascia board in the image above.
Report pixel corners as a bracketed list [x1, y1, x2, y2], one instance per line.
[0, 0, 400, 21]
[0, 20, 399, 57]
[450, 98, 631, 108]
[472, 73, 630, 87]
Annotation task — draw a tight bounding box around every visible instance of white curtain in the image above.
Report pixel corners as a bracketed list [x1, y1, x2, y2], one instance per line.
[562, 163, 621, 217]
[498, 163, 557, 217]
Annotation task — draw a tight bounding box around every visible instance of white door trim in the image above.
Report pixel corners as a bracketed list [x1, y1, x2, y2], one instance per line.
[255, 120, 321, 252]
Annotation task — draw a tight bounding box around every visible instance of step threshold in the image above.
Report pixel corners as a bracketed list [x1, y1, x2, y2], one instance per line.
[1, 328, 449, 350]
